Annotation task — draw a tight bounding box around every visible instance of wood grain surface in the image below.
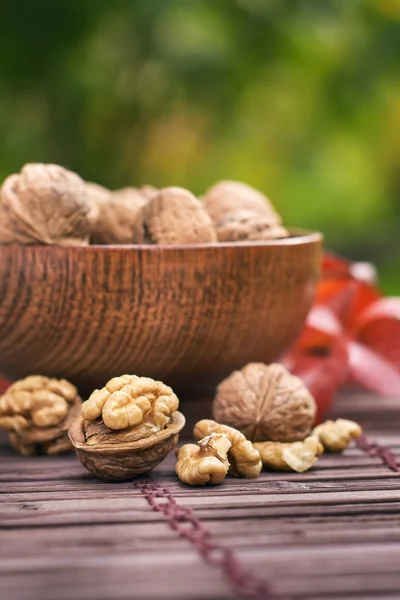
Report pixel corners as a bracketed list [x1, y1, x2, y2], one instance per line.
[1, 390, 399, 600]
[0, 232, 321, 395]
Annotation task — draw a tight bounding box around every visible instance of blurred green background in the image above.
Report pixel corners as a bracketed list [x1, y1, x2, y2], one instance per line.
[0, 0, 399, 291]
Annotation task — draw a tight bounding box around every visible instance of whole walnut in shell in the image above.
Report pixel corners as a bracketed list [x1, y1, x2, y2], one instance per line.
[213, 363, 316, 443]
[0, 376, 81, 455]
[202, 180, 288, 242]
[86, 183, 148, 244]
[0, 163, 91, 246]
[69, 374, 185, 481]
[137, 186, 217, 245]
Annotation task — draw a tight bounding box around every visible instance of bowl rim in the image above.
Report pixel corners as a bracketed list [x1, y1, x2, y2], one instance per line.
[0, 228, 322, 252]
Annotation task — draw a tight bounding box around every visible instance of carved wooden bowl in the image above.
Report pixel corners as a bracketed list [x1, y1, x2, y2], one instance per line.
[0, 230, 322, 397]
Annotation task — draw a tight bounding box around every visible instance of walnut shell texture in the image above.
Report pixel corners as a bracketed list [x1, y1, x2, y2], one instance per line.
[140, 186, 217, 245]
[213, 363, 316, 443]
[216, 210, 289, 242]
[0, 163, 91, 246]
[87, 183, 148, 244]
[202, 180, 287, 242]
[69, 410, 185, 481]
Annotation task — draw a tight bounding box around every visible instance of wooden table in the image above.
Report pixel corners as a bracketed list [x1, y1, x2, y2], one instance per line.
[1, 392, 400, 600]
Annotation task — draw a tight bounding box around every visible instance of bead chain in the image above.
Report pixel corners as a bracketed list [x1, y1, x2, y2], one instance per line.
[356, 434, 400, 472]
[135, 436, 398, 599]
[135, 479, 279, 599]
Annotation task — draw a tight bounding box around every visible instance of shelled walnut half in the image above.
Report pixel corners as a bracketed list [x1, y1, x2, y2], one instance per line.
[193, 419, 262, 478]
[254, 436, 323, 473]
[0, 376, 81, 455]
[312, 419, 362, 452]
[69, 375, 185, 480]
[176, 433, 231, 486]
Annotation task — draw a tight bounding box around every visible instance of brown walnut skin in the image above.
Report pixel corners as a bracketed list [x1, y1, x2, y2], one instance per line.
[138, 186, 217, 245]
[0, 163, 91, 246]
[213, 363, 316, 443]
[86, 183, 148, 244]
[69, 411, 185, 481]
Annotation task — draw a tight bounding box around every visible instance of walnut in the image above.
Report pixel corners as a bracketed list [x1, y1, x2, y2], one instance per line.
[140, 185, 159, 200]
[137, 186, 217, 245]
[215, 210, 289, 242]
[0, 163, 91, 245]
[202, 180, 288, 242]
[193, 419, 262, 478]
[69, 375, 185, 480]
[213, 363, 316, 443]
[254, 436, 323, 472]
[0, 376, 81, 455]
[176, 433, 231, 486]
[86, 183, 148, 244]
[312, 419, 362, 452]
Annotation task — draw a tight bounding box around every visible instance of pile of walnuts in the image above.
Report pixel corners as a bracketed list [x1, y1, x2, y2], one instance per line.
[0, 365, 362, 484]
[176, 363, 362, 486]
[0, 163, 289, 246]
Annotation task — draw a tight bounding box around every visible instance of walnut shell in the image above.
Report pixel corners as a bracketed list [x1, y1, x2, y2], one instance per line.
[86, 183, 148, 244]
[0, 375, 82, 455]
[213, 363, 316, 443]
[0, 163, 91, 246]
[216, 210, 289, 242]
[138, 186, 217, 245]
[69, 410, 185, 481]
[202, 180, 287, 242]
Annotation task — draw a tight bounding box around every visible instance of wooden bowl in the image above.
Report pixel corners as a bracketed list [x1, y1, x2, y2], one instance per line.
[0, 230, 322, 397]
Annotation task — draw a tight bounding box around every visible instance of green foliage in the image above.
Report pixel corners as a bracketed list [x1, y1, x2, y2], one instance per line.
[0, 0, 399, 290]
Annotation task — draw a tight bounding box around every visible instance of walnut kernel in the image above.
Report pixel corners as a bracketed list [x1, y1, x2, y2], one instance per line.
[176, 433, 231, 486]
[312, 419, 362, 452]
[194, 419, 262, 478]
[69, 375, 184, 480]
[213, 363, 316, 443]
[0, 163, 91, 246]
[254, 436, 323, 472]
[0, 375, 81, 455]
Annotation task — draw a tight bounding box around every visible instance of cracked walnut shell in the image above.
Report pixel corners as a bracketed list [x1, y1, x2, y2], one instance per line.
[254, 436, 323, 472]
[312, 419, 362, 452]
[194, 419, 262, 478]
[86, 182, 148, 244]
[69, 375, 185, 480]
[137, 186, 217, 245]
[213, 363, 316, 443]
[176, 433, 231, 486]
[0, 376, 81, 455]
[0, 163, 91, 246]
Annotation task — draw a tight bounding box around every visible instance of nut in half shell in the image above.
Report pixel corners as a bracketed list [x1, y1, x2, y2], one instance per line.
[68, 374, 185, 480]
